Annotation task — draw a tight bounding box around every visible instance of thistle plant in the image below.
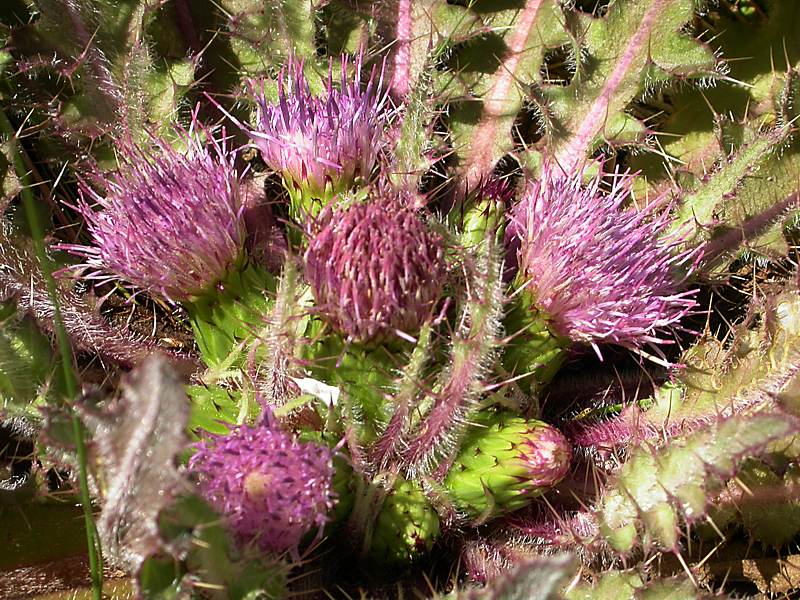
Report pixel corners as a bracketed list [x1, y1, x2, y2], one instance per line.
[503, 164, 701, 391]
[3, 0, 800, 598]
[58, 119, 275, 370]
[60, 124, 245, 303]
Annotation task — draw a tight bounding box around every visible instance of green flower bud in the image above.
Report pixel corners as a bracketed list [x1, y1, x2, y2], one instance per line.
[444, 413, 571, 523]
[370, 477, 440, 565]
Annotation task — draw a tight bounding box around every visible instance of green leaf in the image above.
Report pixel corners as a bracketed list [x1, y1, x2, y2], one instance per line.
[548, 0, 718, 172]
[219, 0, 316, 77]
[598, 412, 800, 554]
[446, 0, 568, 185]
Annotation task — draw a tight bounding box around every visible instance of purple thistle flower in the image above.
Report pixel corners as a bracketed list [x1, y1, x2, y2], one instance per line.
[59, 123, 245, 303]
[507, 165, 699, 354]
[188, 422, 336, 556]
[304, 197, 446, 344]
[248, 55, 388, 200]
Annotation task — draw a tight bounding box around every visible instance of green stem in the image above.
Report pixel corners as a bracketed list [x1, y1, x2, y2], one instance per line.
[0, 110, 104, 598]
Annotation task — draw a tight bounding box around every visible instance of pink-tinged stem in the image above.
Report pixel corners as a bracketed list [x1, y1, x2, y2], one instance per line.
[400, 351, 480, 474]
[569, 358, 800, 450]
[399, 246, 503, 476]
[370, 323, 433, 470]
[391, 0, 413, 98]
[553, 0, 665, 174]
[463, 0, 545, 188]
[701, 192, 800, 268]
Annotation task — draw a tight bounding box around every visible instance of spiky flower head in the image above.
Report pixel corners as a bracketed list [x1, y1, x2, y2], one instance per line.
[304, 196, 446, 344]
[248, 55, 388, 204]
[60, 122, 245, 303]
[188, 421, 336, 556]
[444, 414, 572, 521]
[507, 165, 699, 352]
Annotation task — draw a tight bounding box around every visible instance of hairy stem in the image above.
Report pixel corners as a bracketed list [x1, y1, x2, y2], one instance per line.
[0, 109, 104, 599]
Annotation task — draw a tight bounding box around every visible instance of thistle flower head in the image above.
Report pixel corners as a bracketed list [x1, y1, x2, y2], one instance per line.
[507, 165, 699, 352]
[249, 54, 388, 200]
[188, 421, 336, 556]
[304, 196, 446, 343]
[517, 421, 572, 489]
[61, 122, 245, 303]
[444, 415, 572, 520]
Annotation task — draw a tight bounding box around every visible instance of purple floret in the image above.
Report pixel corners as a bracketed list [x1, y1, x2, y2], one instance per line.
[507, 164, 700, 354]
[248, 55, 388, 198]
[304, 196, 446, 344]
[188, 422, 336, 556]
[60, 121, 245, 303]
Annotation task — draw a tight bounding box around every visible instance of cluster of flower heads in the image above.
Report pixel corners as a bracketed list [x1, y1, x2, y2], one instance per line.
[188, 419, 336, 556]
[304, 193, 446, 343]
[54, 46, 712, 570]
[507, 164, 700, 353]
[247, 55, 388, 199]
[61, 121, 245, 303]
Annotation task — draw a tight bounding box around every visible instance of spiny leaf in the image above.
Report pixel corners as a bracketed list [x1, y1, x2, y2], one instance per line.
[447, 0, 568, 187]
[219, 0, 316, 77]
[548, 0, 719, 173]
[8, 0, 196, 151]
[449, 553, 575, 600]
[0, 308, 63, 412]
[571, 290, 800, 450]
[597, 411, 800, 554]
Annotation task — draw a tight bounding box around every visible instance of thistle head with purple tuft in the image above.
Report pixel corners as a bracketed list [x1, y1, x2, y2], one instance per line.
[60, 120, 245, 304]
[304, 192, 446, 344]
[188, 419, 337, 557]
[247, 54, 389, 213]
[507, 164, 700, 356]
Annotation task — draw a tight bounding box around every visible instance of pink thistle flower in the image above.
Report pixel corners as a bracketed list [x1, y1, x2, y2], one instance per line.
[248, 55, 388, 200]
[188, 422, 336, 556]
[304, 197, 445, 344]
[59, 123, 245, 303]
[507, 165, 699, 354]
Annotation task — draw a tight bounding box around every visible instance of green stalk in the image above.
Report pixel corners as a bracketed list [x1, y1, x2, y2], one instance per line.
[0, 110, 104, 598]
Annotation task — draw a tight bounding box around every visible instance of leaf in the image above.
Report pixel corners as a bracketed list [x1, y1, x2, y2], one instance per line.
[571, 290, 800, 450]
[9, 0, 195, 145]
[447, 0, 568, 186]
[451, 554, 575, 600]
[0, 309, 63, 414]
[81, 356, 192, 571]
[597, 411, 800, 554]
[548, 0, 719, 173]
[147, 494, 290, 600]
[219, 0, 316, 77]
[0, 139, 20, 216]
